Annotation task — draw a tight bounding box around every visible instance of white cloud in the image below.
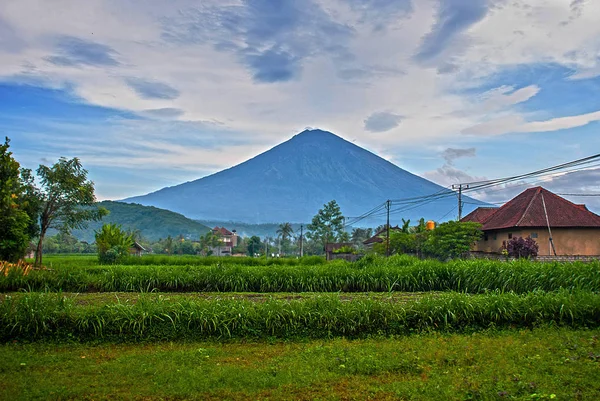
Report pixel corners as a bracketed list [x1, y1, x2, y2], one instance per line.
[1, 0, 600, 198]
[463, 110, 600, 136]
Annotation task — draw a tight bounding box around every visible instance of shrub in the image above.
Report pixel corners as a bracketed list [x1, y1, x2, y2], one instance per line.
[95, 223, 133, 264]
[504, 236, 539, 259]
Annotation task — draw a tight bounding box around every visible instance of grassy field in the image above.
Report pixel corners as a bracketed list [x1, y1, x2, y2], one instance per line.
[6, 254, 600, 293]
[1, 328, 599, 400]
[1, 255, 599, 399]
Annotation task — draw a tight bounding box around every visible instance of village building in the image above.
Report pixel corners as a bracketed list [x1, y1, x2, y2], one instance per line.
[129, 241, 147, 257]
[461, 187, 600, 256]
[211, 226, 238, 256]
[362, 226, 400, 250]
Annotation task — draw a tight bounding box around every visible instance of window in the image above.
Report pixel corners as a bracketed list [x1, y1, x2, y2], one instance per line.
[493, 234, 497, 240]
[508, 233, 512, 239]
[531, 232, 538, 238]
[484, 234, 488, 241]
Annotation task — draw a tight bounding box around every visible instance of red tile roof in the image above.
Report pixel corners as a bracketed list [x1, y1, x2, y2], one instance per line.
[478, 187, 600, 230]
[460, 207, 498, 224]
[213, 226, 234, 236]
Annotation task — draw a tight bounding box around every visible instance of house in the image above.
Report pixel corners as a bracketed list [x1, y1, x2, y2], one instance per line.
[362, 226, 400, 250]
[129, 241, 147, 257]
[461, 187, 600, 256]
[211, 226, 238, 256]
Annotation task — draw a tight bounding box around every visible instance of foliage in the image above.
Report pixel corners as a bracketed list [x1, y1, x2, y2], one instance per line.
[332, 245, 357, 254]
[34, 157, 107, 265]
[423, 221, 483, 260]
[505, 236, 539, 259]
[0, 138, 32, 262]
[246, 235, 262, 256]
[95, 224, 134, 264]
[307, 200, 345, 249]
[65, 201, 211, 243]
[196, 233, 212, 256]
[350, 227, 373, 247]
[42, 232, 96, 254]
[3, 255, 600, 294]
[1, 290, 599, 342]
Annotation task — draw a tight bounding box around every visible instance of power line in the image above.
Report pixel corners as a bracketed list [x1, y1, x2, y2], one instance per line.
[344, 153, 600, 228]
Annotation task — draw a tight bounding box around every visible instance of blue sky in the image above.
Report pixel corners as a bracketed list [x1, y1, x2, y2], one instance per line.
[1, 0, 600, 209]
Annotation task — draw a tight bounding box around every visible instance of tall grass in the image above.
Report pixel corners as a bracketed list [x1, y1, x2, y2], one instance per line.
[1, 290, 598, 342]
[119, 255, 326, 266]
[2, 255, 599, 294]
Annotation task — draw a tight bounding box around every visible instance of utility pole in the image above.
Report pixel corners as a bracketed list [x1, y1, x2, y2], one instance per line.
[452, 184, 470, 220]
[386, 199, 391, 257]
[299, 224, 304, 257]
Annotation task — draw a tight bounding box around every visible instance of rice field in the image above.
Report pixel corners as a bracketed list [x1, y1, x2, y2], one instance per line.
[4, 254, 600, 294]
[2, 254, 599, 399]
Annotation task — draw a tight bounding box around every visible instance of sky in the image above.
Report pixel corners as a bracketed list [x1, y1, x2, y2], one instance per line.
[1, 0, 600, 211]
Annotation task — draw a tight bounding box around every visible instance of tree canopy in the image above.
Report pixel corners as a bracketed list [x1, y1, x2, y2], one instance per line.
[307, 200, 345, 248]
[0, 138, 32, 262]
[34, 157, 107, 265]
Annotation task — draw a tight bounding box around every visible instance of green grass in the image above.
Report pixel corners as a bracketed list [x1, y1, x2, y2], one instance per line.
[2, 291, 599, 342]
[1, 328, 598, 400]
[4, 255, 599, 294]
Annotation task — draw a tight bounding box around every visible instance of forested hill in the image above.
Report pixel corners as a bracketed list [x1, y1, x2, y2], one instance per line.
[69, 201, 211, 242]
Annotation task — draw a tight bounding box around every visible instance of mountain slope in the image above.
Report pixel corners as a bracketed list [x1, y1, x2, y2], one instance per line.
[70, 201, 211, 242]
[125, 129, 487, 224]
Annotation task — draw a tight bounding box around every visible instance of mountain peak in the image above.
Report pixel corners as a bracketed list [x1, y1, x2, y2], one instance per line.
[125, 129, 486, 224]
[292, 129, 342, 142]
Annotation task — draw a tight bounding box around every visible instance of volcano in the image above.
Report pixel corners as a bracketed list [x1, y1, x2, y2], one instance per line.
[124, 129, 487, 224]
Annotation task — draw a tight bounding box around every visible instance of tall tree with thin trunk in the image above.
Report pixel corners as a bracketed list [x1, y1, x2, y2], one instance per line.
[276, 222, 294, 254]
[34, 157, 106, 266]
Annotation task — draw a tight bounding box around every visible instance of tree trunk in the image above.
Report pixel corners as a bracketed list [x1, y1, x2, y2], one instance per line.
[35, 230, 46, 266]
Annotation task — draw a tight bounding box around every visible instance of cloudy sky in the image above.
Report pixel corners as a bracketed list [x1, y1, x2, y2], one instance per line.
[2, 0, 600, 209]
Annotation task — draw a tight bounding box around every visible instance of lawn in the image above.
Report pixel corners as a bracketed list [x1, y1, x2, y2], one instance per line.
[1, 328, 598, 400]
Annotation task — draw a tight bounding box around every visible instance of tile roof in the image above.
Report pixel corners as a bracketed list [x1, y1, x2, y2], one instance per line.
[460, 207, 498, 224]
[478, 187, 600, 230]
[213, 226, 234, 236]
[362, 226, 400, 245]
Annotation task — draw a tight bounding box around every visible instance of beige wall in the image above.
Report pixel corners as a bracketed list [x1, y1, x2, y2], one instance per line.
[473, 227, 600, 256]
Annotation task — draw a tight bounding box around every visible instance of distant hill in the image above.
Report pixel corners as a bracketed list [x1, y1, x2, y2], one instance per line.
[69, 201, 211, 242]
[125, 129, 488, 225]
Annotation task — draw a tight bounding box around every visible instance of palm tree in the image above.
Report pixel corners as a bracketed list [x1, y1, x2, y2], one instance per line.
[276, 223, 294, 254]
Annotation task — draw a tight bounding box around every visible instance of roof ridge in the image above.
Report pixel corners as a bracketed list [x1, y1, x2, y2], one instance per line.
[515, 187, 540, 227]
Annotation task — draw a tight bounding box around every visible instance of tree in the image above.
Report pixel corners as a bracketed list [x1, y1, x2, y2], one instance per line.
[307, 200, 345, 249]
[504, 236, 539, 259]
[0, 138, 33, 262]
[350, 227, 373, 246]
[276, 222, 294, 254]
[199, 232, 220, 256]
[423, 221, 482, 260]
[247, 235, 262, 256]
[95, 223, 134, 264]
[34, 157, 107, 265]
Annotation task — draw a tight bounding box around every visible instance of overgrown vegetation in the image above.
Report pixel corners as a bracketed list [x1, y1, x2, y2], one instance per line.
[1, 290, 599, 342]
[95, 223, 134, 264]
[3, 255, 598, 294]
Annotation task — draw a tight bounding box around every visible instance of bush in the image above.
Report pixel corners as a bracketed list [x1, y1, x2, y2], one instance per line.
[504, 236, 539, 259]
[95, 224, 133, 264]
